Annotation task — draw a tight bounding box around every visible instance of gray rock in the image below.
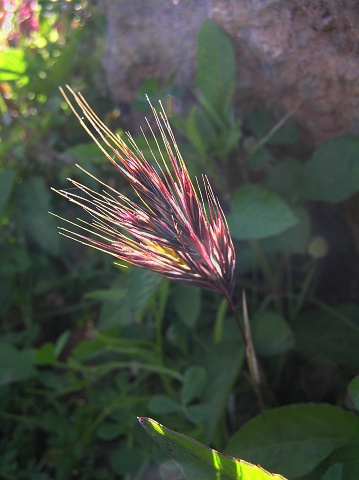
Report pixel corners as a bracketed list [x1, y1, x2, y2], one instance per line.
[97, 0, 359, 144]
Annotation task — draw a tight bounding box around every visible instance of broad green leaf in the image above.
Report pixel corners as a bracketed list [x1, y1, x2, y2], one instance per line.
[0, 48, 28, 81]
[263, 206, 311, 254]
[302, 136, 359, 203]
[97, 270, 162, 329]
[295, 305, 359, 367]
[97, 422, 125, 441]
[321, 463, 343, 480]
[181, 365, 207, 405]
[173, 284, 201, 329]
[17, 176, 60, 256]
[0, 342, 38, 386]
[35, 342, 56, 365]
[0, 167, 18, 210]
[197, 20, 235, 122]
[226, 404, 359, 479]
[184, 403, 211, 424]
[148, 395, 181, 415]
[348, 376, 359, 411]
[325, 444, 359, 480]
[228, 184, 298, 240]
[126, 269, 163, 320]
[252, 310, 295, 356]
[139, 417, 287, 479]
[265, 158, 305, 201]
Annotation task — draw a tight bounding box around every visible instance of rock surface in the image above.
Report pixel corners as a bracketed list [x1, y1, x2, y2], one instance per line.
[97, 0, 359, 145]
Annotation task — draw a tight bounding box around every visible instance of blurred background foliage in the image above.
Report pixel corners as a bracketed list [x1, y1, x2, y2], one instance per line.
[1, 2, 359, 480]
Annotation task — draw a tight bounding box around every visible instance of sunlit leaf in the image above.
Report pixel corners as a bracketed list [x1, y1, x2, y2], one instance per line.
[0, 48, 28, 81]
[139, 417, 287, 479]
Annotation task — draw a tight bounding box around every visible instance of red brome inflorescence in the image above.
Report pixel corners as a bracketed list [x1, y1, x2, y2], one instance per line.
[53, 86, 236, 302]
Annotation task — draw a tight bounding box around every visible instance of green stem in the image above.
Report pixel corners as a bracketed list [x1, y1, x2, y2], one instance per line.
[249, 239, 282, 312]
[63, 359, 184, 382]
[248, 104, 299, 158]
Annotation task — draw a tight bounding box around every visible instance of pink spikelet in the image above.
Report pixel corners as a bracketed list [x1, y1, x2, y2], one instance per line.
[53, 86, 236, 301]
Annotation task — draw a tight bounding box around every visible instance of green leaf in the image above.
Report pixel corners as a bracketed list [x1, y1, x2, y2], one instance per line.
[71, 338, 105, 359]
[63, 142, 104, 163]
[248, 146, 272, 171]
[0, 48, 28, 81]
[148, 395, 181, 415]
[184, 403, 212, 424]
[248, 109, 272, 138]
[226, 404, 359, 479]
[0, 167, 18, 210]
[228, 184, 298, 240]
[126, 269, 163, 320]
[0, 342, 38, 386]
[321, 464, 343, 480]
[35, 342, 56, 365]
[185, 106, 217, 155]
[196, 20, 235, 122]
[97, 422, 125, 441]
[302, 136, 359, 203]
[139, 417, 287, 479]
[252, 310, 295, 356]
[17, 176, 60, 256]
[110, 445, 143, 475]
[295, 305, 359, 368]
[217, 125, 242, 157]
[54, 330, 71, 359]
[173, 284, 201, 328]
[268, 123, 300, 145]
[85, 287, 127, 302]
[325, 444, 359, 480]
[348, 376, 359, 411]
[181, 366, 207, 405]
[97, 270, 162, 330]
[265, 158, 305, 201]
[263, 206, 311, 254]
